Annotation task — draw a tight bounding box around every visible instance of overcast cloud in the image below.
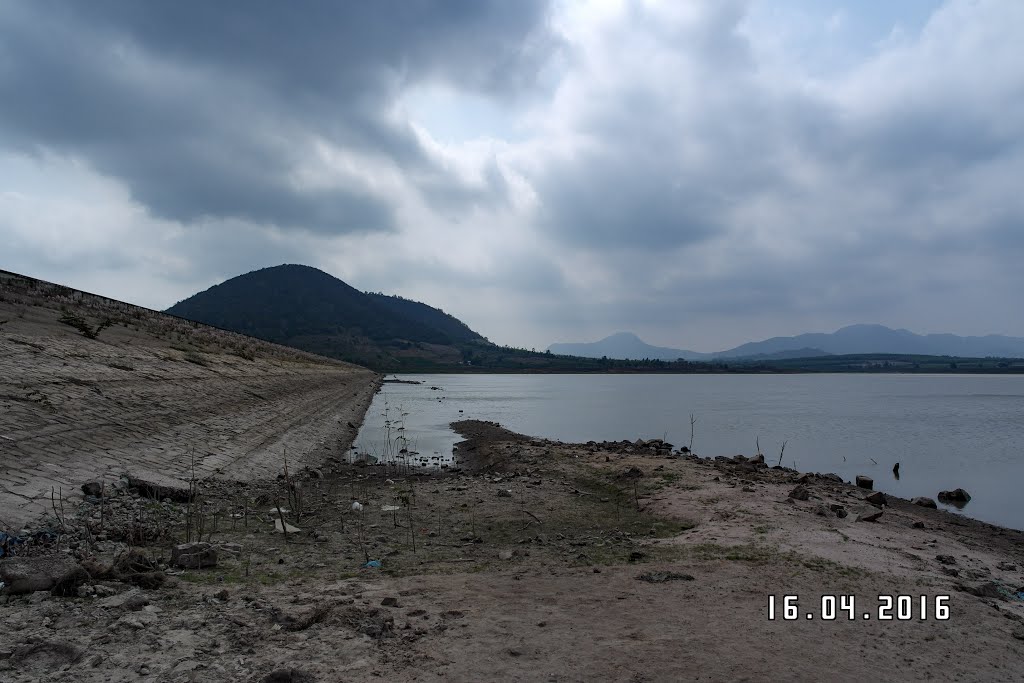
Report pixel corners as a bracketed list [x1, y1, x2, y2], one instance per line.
[1, 0, 1022, 351]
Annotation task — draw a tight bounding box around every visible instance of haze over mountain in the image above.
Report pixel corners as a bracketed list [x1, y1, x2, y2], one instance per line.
[550, 325, 1024, 361]
[548, 333, 708, 361]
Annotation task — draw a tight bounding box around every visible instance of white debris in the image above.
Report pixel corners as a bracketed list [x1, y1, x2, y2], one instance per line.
[273, 519, 302, 534]
[351, 501, 363, 512]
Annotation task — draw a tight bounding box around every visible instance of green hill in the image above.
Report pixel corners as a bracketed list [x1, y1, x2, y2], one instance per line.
[166, 264, 489, 369]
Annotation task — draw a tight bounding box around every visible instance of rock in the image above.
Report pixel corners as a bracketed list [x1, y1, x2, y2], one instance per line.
[788, 486, 811, 501]
[380, 597, 400, 607]
[911, 497, 937, 509]
[749, 454, 765, 464]
[125, 472, 192, 502]
[938, 488, 971, 503]
[496, 489, 512, 498]
[813, 504, 831, 516]
[1013, 627, 1024, 641]
[855, 506, 883, 523]
[218, 542, 243, 557]
[864, 491, 887, 507]
[936, 555, 958, 565]
[118, 611, 158, 630]
[741, 486, 755, 493]
[170, 542, 217, 569]
[0, 555, 88, 595]
[959, 581, 1004, 600]
[829, 504, 848, 519]
[855, 475, 873, 490]
[81, 481, 103, 497]
[997, 562, 1017, 571]
[498, 550, 514, 560]
[912, 521, 926, 529]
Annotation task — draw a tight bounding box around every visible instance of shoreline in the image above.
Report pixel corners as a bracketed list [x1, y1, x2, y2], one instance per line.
[2, 417, 1024, 680]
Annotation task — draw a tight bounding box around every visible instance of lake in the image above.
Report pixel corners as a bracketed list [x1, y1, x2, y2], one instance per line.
[353, 373, 1024, 530]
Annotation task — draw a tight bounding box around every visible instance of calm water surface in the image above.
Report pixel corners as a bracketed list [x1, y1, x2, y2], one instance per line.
[354, 374, 1024, 530]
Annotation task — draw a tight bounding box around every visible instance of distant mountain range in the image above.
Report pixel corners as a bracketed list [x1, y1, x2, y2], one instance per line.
[548, 325, 1024, 361]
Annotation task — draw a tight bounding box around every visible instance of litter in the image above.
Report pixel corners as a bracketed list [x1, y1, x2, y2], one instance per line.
[381, 505, 401, 512]
[351, 501, 364, 512]
[273, 519, 302, 534]
[364, 560, 382, 569]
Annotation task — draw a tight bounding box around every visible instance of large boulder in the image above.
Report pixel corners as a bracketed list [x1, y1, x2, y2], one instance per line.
[171, 542, 217, 569]
[0, 555, 88, 595]
[912, 496, 938, 509]
[938, 488, 971, 503]
[855, 475, 873, 490]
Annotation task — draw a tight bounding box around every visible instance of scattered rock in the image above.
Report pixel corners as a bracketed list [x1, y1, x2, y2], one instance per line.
[855, 475, 873, 490]
[997, 562, 1017, 571]
[911, 497, 937, 509]
[936, 555, 958, 566]
[496, 489, 512, 498]
[864, 491, 887, 507]
[912, 521, 926, 529]
[498, 550, 514, 561]
[0, 555, 88, 595]
[749, 454, 765, 464]
[829, 504, 848, 519]
[938, 488, 972, 503]
[170, 542, 217, 569]
[788, 486, 811, 501]
[380, 597, 400, 607]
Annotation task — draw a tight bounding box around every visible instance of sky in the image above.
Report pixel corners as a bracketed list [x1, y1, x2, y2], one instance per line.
[2, 0, 1022, 352]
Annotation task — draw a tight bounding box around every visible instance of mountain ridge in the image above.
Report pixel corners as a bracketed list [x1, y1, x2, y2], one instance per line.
[548, 325, 1024, 361]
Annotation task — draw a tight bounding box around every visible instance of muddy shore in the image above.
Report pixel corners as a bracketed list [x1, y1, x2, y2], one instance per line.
[3, 411, 1024, 681]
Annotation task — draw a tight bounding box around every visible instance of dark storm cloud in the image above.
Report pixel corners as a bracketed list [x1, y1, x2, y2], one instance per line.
[0, 0, 555, 233]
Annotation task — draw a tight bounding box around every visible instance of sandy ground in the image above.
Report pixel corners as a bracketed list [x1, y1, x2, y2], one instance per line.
[0, 272, 379, 529]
